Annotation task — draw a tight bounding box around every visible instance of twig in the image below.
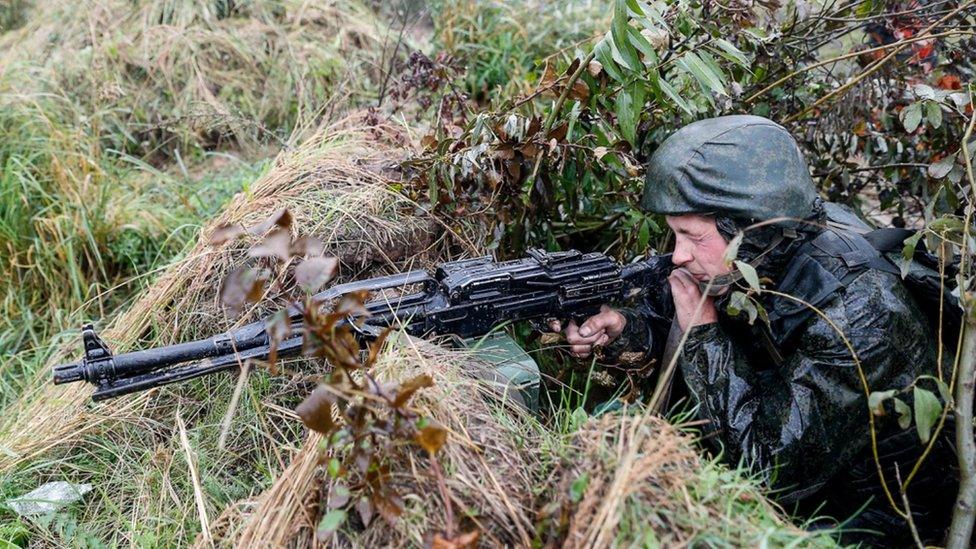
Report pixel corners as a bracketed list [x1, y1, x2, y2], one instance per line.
[217, 361, 250, 451]
[947, 84, 976, 549]
[785, 0, 975, 123]
[745, 30, 974, 105]
[430, 453, 455, 539]
[895, 464, 925, 549]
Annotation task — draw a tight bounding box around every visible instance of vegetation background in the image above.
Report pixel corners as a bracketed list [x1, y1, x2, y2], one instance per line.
[0, 0, 973, 546]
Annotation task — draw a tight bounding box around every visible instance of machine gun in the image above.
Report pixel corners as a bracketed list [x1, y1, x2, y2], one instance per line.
[53, 249, 672, 401]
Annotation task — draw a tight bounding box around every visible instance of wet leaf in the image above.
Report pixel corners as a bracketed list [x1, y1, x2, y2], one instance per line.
[894, 398, 912, 430]
[900, 102, 923, 133]
[249, 229, 292, 261]
[296, 257, 339, 292]
[374, 493, 403, 524]
[927, 101, 943, 129]
[316, 509, 346, 537]
[248, 208, 293, 235]
[393, 374, 434, 408]
[208, 224, 245, 246]
[868, 389, 896, 416]
[415, 424, 448, 455]
[928, 154, 956, 179]
[586, 59, 603, 77]
[734, 260, 761, 293]
[296, 386, 336, 435]
[913, 386, 942, 443]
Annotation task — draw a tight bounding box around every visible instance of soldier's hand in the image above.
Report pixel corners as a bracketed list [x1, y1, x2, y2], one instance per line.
[547, 305, 627, 358]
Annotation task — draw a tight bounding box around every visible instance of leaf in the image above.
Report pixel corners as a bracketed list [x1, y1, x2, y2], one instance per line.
[927, 101, 943, 129]
[290, 236, 325, 257]
[734, 260, 761, 293]
[677, 52, 726, 97]
[894, 398, 913, 430]
[594, 35, 625, 82]
[900, 102, 923, 133]
[393, 374, 434, 408]
[221, 268, 266, 317]
[356, 497, 374, 527]
[248, 229, 292, 261]
[415, 424, 448, 455]
[712, 38, 749, 68]
[657, 76, 693, 115]
[928, 153, 957, 179]
[611, 0, 641, 71]
[723, 232, 744, 264]
[913, 84, 936, 100]
[900, 231, 923, 279]
[615, 85, 639, 146]
[295, 257, 339, 292]
[317, 509, 346, 537]
[296, 386, 336, 435]
[868, 389, 896, 416]
[570, 473, 589, 503]
[248, 208, 293, 235]
[726, 291, 758, 324]
[913, 386, 942, 444]
[209, 224, 244, 246]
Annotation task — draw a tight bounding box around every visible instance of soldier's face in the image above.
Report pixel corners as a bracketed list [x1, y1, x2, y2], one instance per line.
[666, 214, 732, 281]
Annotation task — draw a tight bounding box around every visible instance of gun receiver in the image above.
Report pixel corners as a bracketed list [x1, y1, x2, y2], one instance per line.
[53, 249, 671, 401]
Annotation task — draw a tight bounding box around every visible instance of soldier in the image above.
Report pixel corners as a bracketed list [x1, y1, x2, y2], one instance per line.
[551, 115, 959, 545]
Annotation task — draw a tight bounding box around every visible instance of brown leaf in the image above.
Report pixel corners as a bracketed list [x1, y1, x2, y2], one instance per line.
[356, 497, 374, 527]
[494, 145, 515, 160]
[527, 116, 542, 136]
[365, 328, 392, 368]
[540, 61, 558, 86]
[290, 236, 325, 257]
[209, 224, 244, 246]
[296, 386, 337, 434]
[548, 122, 568, 142]
[569, 79, 589, 101]
[248, 208, 293, 236]
[248, 229, 292, 261]
[221, 268, 266, 317]
[295, 256, 339, 292]
[415, 424, 448, 456]
[394, 374, 434, 408]
[265, 310, 292, 375]
[335, 290, 370, 317]
[374, 493, 403, 524]
[421, 134, 438, 150]
[519, 142, 539, 159]
[563, 57, 580, 77]
[432, 531, 480, 549]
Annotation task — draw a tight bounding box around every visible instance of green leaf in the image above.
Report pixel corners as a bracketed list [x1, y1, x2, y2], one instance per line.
[327, 457, 341, 478]
[615, 82, 645, 146]
[894, 398, 912, 430]
[928, 153, 957, 179]
[657, 77, 693, 115]
[570, 472, 589, 503]
[901, 102, 923, 133]
[927, 101, 943, 129]
[913, 386, 942, 444]
[868, 389, 897, 416]
[612, 0, 641, 71]
[900, 231, 923, 279]
[712, 38, 750, 68]
[734, 260, 761, 293]
[726, 291, 758, 324]
[677, 52, 726, 97]
[317, 509, 347, 536]
[594, 35, 625, 82]
[625, 25, 656, 62]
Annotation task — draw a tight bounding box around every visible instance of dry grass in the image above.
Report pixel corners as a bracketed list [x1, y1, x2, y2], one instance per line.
[538, 412, 836, 548]
[216, 336, 545, 548]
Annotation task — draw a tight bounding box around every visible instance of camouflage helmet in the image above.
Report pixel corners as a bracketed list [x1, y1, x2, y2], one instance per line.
[640, 115, 818, 222]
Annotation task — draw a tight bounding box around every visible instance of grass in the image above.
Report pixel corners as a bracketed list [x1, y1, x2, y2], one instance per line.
[0, 1, 854, 546]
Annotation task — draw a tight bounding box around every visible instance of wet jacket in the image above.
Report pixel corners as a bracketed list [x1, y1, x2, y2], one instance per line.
[607, 222, 958, 546]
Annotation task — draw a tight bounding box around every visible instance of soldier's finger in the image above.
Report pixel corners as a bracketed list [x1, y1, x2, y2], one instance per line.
[595, 333, 609, 347]
[548, 319, 562, 332]
[569, 344, 592, 357]
[569, 326, 605, 345]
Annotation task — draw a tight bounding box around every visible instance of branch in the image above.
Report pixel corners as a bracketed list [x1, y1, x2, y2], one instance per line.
[947, 85, 976, 549]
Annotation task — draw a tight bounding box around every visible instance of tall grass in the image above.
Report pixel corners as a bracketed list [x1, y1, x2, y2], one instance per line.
[0, 0, 393, 396]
